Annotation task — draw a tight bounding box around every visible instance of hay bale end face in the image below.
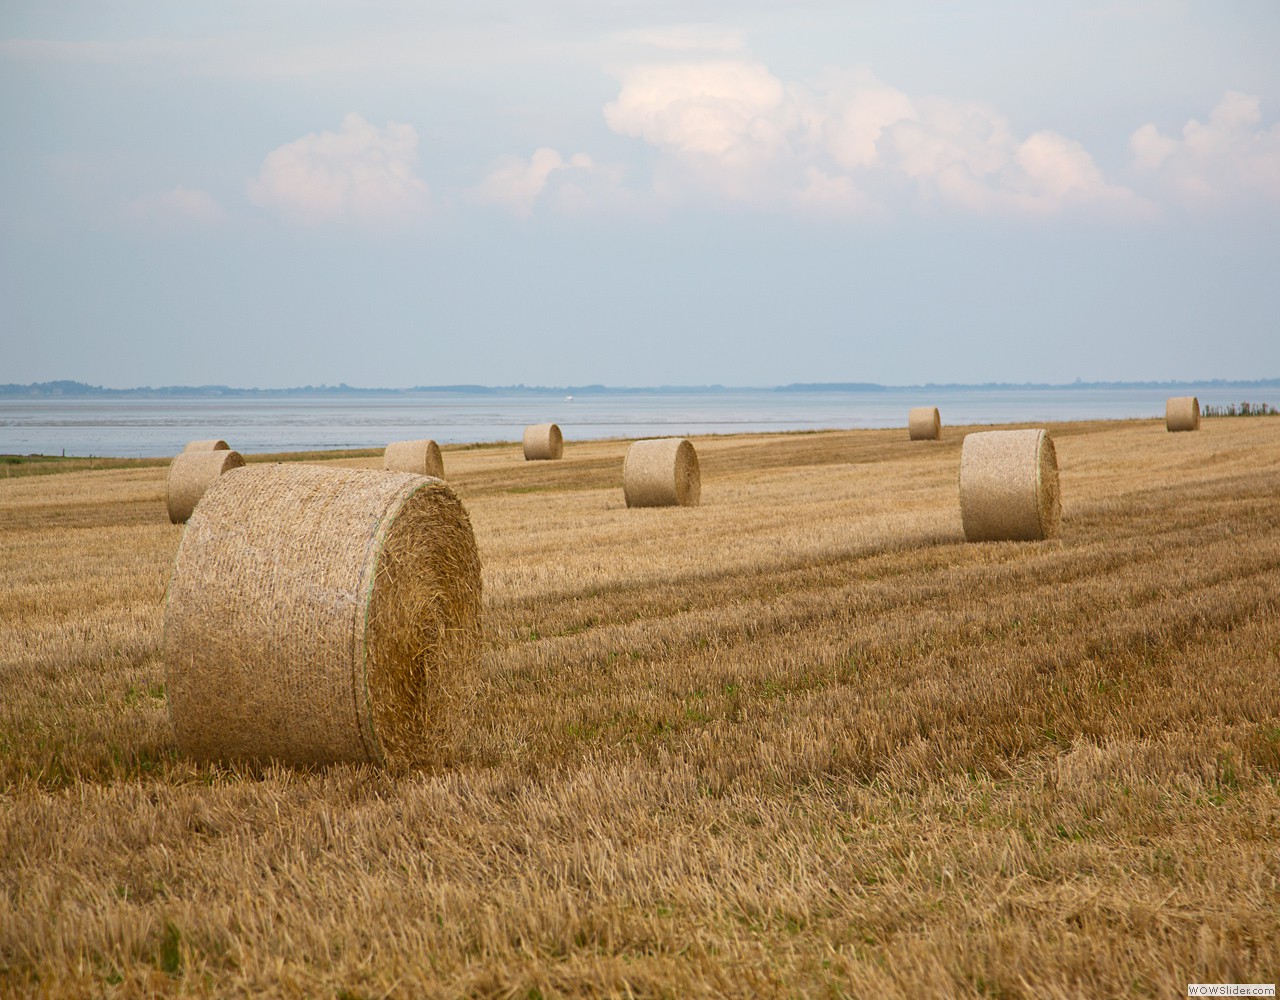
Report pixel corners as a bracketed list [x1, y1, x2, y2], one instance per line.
[384, 439, 445, 478]
[163, 465, 483, 768]
[623, 438, 700, 508]
[908, 406, 942, 441]
[165, 449, 246, 524]
[959, 428, 1061, 542]
[523, 423, 564, 460]
[182, 439, 230, 452]
[1166, 396, 1201, 432]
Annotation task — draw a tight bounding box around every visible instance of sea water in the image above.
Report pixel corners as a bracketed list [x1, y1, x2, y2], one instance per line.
[0, 384, 1272, 458]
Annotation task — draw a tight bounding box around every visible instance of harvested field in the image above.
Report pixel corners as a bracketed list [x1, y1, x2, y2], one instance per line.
[1, 418, 1278, 998]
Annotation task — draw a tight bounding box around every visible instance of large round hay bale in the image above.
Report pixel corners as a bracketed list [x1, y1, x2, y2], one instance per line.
[182, 439, 230, 453]
[623, 438, 700, 508]
[384, 439, 444, 478]
[523, 423, 563, 460]
[165, 450, 246, 524]
[1166, 396, 1200, 432]
[959, 428, 1061, 542]
[163, 465, 482, 768]
[908, 406, 942, 441]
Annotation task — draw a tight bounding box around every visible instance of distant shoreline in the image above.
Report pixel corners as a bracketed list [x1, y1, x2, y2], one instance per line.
[4, 377, 1278, 399]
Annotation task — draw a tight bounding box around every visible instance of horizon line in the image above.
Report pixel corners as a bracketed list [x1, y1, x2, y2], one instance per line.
[4, 376, 1280, 396]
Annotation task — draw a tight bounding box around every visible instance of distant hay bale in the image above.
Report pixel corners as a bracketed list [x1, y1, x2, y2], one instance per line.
[908, 406, 942, 441]
[623, 438, 700, 508]
[523, 423, 563, 460]
[959, 428, 1061, 542]
[182, 439, 230, 452]
[163, 465, 483, 769]
[165, 450, 245, 524]
[384, 439, 444, 478]
[1166, 396, 1200, 432]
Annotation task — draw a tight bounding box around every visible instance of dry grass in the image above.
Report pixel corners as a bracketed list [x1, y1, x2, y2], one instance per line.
[1, 418, 1278, 998]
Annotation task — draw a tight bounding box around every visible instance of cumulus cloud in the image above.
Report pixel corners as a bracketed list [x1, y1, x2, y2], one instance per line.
[605, 60, 793, 162]
[821, 79, 917, 170]
[1129, 91, 1280, 206]
[472, 147, 639, 217]
[602, 60, 1135, 216]
[126, 186, 227, 226]
[248, 114, 428, 226]
[472, 147, 596, 216]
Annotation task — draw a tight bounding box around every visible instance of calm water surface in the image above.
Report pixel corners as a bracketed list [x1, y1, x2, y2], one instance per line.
[0, 385, 1267, 458]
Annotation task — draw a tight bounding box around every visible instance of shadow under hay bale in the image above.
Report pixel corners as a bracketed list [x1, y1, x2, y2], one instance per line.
[163, 465, 482, 769]
[384, 439, 445, 478]
[182, 439, 230, 453]
[623, 438, 700, 508]
[959, 428, 1061, 542]
[908, 406, 942, 441]
[1166, 396, 1201, 432]
[166, 450, 245, 524]
[523, 423, 563, 460]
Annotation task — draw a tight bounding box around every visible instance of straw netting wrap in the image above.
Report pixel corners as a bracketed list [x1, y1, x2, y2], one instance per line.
[182, 439, 230, 453]
[908, 407, 942, 441]
[1166, 396, 1201, 432]
[384, 439, 445, 479]
[163, 465, 483, 769]
[623, 438, 701, 508]
[523, 423, 564, 461]
[165, 450, 246, 524]
[959, 428, 1061, 542]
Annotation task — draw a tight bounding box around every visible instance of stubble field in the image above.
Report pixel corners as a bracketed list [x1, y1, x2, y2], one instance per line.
[1, 418, 1278, 998]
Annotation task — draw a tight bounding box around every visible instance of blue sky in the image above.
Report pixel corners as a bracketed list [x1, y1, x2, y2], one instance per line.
[2, 1, 1278, 388]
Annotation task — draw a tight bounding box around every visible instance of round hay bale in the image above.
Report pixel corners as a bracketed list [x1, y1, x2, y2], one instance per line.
[908, 406, 942, 441]
[384, 439, 445, 478]
[183, 439, 230, 453]
[523, 423, 563, 460]
[163, 465, 483, 768]
[623, 438, 700, 508]
[959, 428, 1061, 542]
[1166, 396, 1200, 432]
[165, 450, 246, 524]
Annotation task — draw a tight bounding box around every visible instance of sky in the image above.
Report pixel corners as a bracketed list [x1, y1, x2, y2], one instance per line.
[1, 1, 1278, 389]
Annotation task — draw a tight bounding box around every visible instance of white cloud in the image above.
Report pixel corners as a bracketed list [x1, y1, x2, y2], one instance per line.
[604, 61, 793, 162]
[247, 114, 428, 226]
[472, 147, 598, 216]
[126, 186, 227, 227]
[1129, 91, 1280, 206]
[602, 61, 1135, 217]
[821, 78, 916, 170]
[472, 147, 641, 217]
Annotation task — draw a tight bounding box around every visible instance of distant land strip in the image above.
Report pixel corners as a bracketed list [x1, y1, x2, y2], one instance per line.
[3, 378, 1279, 398]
